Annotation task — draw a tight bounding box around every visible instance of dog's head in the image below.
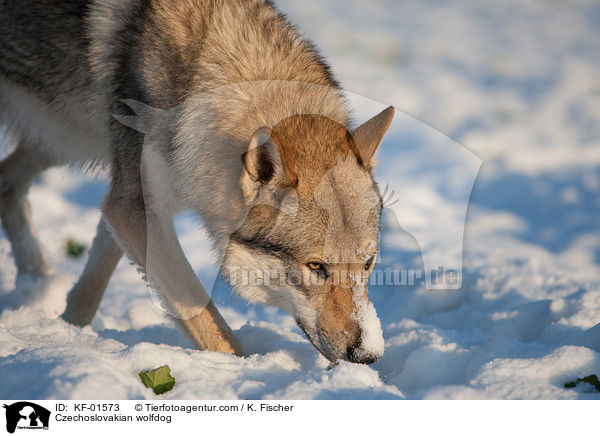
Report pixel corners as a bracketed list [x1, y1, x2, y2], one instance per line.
[223, 107, 394, 364]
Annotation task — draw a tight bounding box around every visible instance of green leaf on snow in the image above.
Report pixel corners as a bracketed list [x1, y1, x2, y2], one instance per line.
[139, 365, 176, 395]
[66, 239, 86, 258]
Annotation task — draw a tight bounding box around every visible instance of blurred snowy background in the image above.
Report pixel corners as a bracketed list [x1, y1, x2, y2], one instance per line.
[1, 0, 599, 399]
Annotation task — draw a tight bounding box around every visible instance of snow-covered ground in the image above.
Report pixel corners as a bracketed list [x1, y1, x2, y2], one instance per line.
[1, 0, 600, 399]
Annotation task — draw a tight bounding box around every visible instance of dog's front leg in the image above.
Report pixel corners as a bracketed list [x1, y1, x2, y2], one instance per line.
[100, 133, 242, 356]
[143, 208, 243, 356]
[103, 195, 243, 356]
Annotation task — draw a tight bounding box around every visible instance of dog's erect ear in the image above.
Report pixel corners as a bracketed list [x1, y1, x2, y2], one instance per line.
[352, 106, 395, 170]
[241, 126, 296, 202]
[242, 127, 280, 184]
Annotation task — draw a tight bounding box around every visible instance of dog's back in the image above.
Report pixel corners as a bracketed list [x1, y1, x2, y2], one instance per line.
[0, 0, 344, 162]
[0, 0, 340, 102]
[0, 0, 90, 96]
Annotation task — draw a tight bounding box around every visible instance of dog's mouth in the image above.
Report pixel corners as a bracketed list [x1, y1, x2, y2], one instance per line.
[296, 318, 379, 364]
[295, 318, 339, 362]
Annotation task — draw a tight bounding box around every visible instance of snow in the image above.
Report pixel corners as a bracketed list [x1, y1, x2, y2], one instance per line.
[1, 0, 600, 399]
[352, 296, 385, 359]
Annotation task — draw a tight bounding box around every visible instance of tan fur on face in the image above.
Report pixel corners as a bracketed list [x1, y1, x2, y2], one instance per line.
[318, 284, 361, 354]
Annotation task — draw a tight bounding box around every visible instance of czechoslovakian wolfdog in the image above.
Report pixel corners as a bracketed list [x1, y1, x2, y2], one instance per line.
[0, 0, 394, 364]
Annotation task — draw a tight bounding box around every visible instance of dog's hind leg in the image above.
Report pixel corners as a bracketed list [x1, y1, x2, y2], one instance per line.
[0, 141, 53, 278]
[61, 216, 123, 326]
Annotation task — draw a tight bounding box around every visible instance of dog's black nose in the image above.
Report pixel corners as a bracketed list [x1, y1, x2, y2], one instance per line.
[346, 345, 381, 364]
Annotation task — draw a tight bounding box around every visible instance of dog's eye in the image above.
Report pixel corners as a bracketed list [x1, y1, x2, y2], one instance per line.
[306, 261, 328, 277]
[365, 255, 375, 270]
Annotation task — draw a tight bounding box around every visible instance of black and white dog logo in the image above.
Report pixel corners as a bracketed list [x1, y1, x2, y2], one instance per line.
[3, 402, 50, 434]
